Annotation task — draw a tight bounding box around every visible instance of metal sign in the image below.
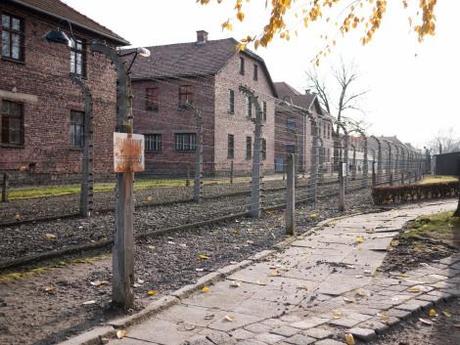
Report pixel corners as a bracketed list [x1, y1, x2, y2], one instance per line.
[342, 162, 348, 177]
[113, 132, 145, 172]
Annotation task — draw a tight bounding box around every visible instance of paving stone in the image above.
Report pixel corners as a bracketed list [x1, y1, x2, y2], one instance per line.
[314, 339, 347, 345]
[255, 332, 287, 344]
[238, 340, 267, 345]
[304, 327, 333, 339]
[395, 299, 428, 312]
[345, 306, 381, 316]
[327, 312, 372, 328]
[386, 308, 412, 319]
[230, 328, 255, 340]
[357, 319, 389, 333]
[263, 318, 289, 328]
[416, 293, 443, 303]
[207, 312, 262, 332]
[284, 333, 316, 345]
[270, 325, 300, 337]
[317, 275, 372, 296]
[291, 317, 330, 330]
[125, 318, 200, 344]
[347, 327, 376, 341]
[245, 323, 272, 334]
[233, 298, 289, 318]
[440, 288, 460, 297]
[157, 304, 226, 327]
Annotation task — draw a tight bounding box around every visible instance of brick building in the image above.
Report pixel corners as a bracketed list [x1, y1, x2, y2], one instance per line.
[0, 0, 128, 184]
[126, 31, 277, 176]
[274, 82, 335, 174]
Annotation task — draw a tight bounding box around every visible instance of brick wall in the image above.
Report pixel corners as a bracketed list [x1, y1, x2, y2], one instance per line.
[0, 3, 118, 184]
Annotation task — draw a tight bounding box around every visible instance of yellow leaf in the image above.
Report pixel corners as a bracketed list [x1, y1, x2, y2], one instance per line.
[442, 310, 452, 318]
[355, 235, 365, 244]
[147, 290, 158, 296]
[309, 213, 318, 220]
[198, 254, 209, 260]
[408, 287, 421, 293]
[332, 309, 342, 319]
[345, 333, 355, 345]
[201, 286, 209, 293]
[116, 330, 128, 339]
[223, 315, 233, 322]
[428, 308, 438, 318]
[45, 233, 57, 240]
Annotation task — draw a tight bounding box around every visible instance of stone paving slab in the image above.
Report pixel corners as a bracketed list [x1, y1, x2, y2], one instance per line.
[103, 200, 458, 345]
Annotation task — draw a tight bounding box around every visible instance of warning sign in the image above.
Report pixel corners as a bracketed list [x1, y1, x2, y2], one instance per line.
[113, 132, 145, 172]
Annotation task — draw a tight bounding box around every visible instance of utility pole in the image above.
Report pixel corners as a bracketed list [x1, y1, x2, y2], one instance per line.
[239, 85, 263, 218]
[92, 42, 135, 309]
[71, 76, 94, 218]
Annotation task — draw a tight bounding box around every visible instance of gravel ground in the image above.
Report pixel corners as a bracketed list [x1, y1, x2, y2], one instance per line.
[0, 179, 347, 267]
[0, 188, 374, 345]
[370, 298, 460, 345]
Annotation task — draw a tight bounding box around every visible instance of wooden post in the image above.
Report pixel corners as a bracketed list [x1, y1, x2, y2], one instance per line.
[286, 153, 296, 235]
[230, 160, 234, 184]
[1, 173, 8, 203]
[338, 162, 346, 211]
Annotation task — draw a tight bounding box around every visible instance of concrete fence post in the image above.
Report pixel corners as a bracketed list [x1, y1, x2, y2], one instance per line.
[230, 160, 234, 184]
[351, 144, 357, 181]
[362, 135, 368, 188]
[1, 173, 8, 203]
[309, 118, 319, 209]
[338, 161, 346, 211]
[286, 153, 296, 236]
[187, 104, 203, 203]
[372, 161, 376, 187]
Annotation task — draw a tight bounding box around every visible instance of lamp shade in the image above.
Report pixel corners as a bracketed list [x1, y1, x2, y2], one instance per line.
[44, 30, 71, 46]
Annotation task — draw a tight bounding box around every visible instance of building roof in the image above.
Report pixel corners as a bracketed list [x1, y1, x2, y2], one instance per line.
[127, 37, 278, 96]
[274, 81, 318, 112]
[9, 0, 129, 45]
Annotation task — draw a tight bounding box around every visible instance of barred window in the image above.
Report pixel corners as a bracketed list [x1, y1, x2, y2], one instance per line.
[261, 138, 267, 160]
[1, 14, 24, 61]
[179, 85, 193, 108]
[70, 110, 84, 148]
[246, 96, 252, 117]
[239, 57, 245, 75]
[175, 133, 196, 152]
[262, 101, 267, 121]
[287, 118, 296, 132]
[70, 38, 86, 76]
[1, 100, 24, 145]
[227, 134, 234, 159]
[228, 89, 235, 114]
[253, 64, 258, 81]
[146, 88, 159, 111]
[145, 134, 161, 152]
[246, 136, 252, 160]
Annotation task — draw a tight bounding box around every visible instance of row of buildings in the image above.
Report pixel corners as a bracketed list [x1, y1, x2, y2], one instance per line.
[0, 0, 374, 183]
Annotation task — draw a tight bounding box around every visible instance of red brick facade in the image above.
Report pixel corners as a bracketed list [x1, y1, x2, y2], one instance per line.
[0, 1, 125, 184]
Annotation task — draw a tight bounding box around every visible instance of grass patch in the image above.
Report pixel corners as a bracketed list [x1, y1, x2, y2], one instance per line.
[401, 211, 460, 245]
[417, 175, 459, 185]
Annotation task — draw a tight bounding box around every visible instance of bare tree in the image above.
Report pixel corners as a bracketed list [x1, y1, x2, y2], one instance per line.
[427, 128, 460, 154]
[307, 60, 368, 135]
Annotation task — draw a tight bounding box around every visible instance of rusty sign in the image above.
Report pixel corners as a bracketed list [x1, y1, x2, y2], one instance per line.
[113, 132, 145, 173]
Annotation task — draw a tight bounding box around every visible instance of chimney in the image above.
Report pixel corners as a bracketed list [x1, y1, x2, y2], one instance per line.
[196, 30, 208, 44]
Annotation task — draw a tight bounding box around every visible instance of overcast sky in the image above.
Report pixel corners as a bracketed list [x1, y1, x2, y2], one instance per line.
[63, 0, 459, 148]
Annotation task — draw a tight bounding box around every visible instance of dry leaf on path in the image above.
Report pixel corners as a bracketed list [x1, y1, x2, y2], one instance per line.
[442, 310, 452, 318]
[198, 254, 209, 260]
[147, 290, 158, 296]
[204, 313, 215, 320]
[229, 281, 241, 288]
[343, 297, 355, 303]
[355, 236, 365, 244]
[82, 300, 96, 305]
[345, 333, 355, 345]
[428, 308, 438, 318]
[201, 286, 209, 293]
[44, 286, 56, 293]
[408, 287, 421, 293]
[45, 233, 57, 240]
[332, 309, 342, 319]
[116, 330, 128, 339]
[90, 280, 109, 287]
[419, 318, 433, 326]
[223, 315, 233, 322]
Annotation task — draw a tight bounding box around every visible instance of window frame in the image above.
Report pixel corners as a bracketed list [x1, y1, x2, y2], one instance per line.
[1, 13, 25, 62]
[245, 136, 252, 160]
[253, 64, 258, 81]
[287, 118, 296, 132]
[239, 56, 245, 75]
[69, 37, 86, 77]
[228, 89, 235, 114]
[227, 134, 234, 159]
[261, 138, 267, 160]
[145, 133, 162, 152]
[1, 99, 24, 147]
[146, 87, 159, 112]
[69, 110, 84, 149]
[246, 96, 252, 117]
[178, 85, 193, 109]
[174, 132, 197, 152]
[262, 101, 267, 121]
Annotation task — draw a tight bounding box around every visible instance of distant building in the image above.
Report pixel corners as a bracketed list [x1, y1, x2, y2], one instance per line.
[126, 31, 278, 176]
[0, 0, 128, 184]
[274, 82, 335, 174]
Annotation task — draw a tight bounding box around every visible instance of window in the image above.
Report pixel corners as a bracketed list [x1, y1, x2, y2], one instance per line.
[323, 122, 327, 138]
[311, 122, 316, 136]
[327, 148, 331, 162]
[286, 144, 296, 154]
[227, 134, 234, 159]
[175, 133, 196, 152]
[145, 134, 161, 152]
[1, 14, 24, 61]
[246, 136, 252, 160]
[146, 87, 159, 112]
[246, 96, 252, 117]
[70, 38, 86, 76]
[261, 138, 266, 160]
[239, 57, 245, 75]
[253, 64, 258, 81]
[287, 118, 296, 132]
[1, 100, 23, 145]
[179, 85, 193, 108]
[262, 101, 267, 121]
[228, 89, 235, 114]
[327, 123, 331, 139]
[70, 110, 84, 148]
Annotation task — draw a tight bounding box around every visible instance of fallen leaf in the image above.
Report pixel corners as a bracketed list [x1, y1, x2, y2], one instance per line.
[428, 308, 438, 318]
[246, 240, 254, 245]
[229, 281, 241, 288]
[223, 315, 233, 322]
[44, 286, 56, 293]
[15, 214, 21, 221]
[419, 318, 433, 326]
[82, 300, 96, 305]
[345, 333, 355, 345]
[408, 287, 421, 293]
[147, 290, 158, 296]
[116, 330, 128, 339]
[45, 233, 57, 240]
[355, 289, 367, 297]
[147, 245, 155, 250]
[378, 312, 389, 322]
[167, 241, 175, 245]
[390, 239, 400, 247]
[442, 310, 452, 318]
[195, 268, 205, 272]
[332, 309, 342, 319]
[309, 213, 318, 220]
[204, 313, 215, 320]
[137, 278, 145, 284]
[343, 297, 355, 303]
[198, 254, 209, 260]
[146, 196, 153, 201]
[355, 236, 365, 244]
[201, 286, 209, 293]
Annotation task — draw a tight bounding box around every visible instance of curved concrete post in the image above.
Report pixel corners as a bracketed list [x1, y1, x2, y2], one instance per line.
[370, 136, 382, 185]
